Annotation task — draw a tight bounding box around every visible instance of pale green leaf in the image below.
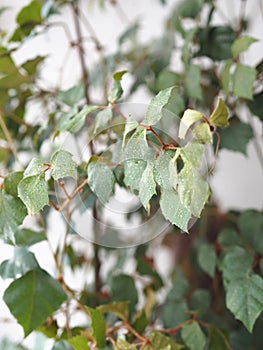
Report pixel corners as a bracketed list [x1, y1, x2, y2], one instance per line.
[57, 84, 84, 107]
[86, 307, 106, 348]
[67, 336, 90, 350]
[124, 159, 147, 192]
[114, 339, 136, 350]
[24, 158, 45, 177]
[181, 322, 206, 350]
[139, 161, 156, 209]
[13, 228, 46, 247]
[221, 60, 233, 96]
[0, 190, 27, 242]
[144, 86, 179, 125]
[160, 189, 191, 232]
[185, 64, 202, 100]
[121, 128, 153, 162]
[210, 97, 229, 127]
[217, 228, 242, 247]
[238, 210, 263, 255]
[147, 331, 184, 349]
[233, 64, 257, 100]
[178, 160, 209, 217]
[163, 300, 189, 328]
[18, 174, 49, 215]
[197, 243, 217, 277]
[108, 71, 127, 103]
[51, 150, 77, 180]
[154, 151, 177, 190]
[3, 270, 67, 336]
[4, 171, 23, 197]
[226, 274, 263, 332]
[192, 123, 212, 144]
[110, 274, 138, 312]
[181, 141, 204, 168]
[231, 35, 258, 58]
[52, 341, 73, 350]
[57, 105, 99, 133]
[219, 121, 253, 155]
[99, 301, 129, 321]
[122, 117, 138, 148]
[0, 247, 40, 279]
[179, 109, 203, 139]
[88, 162, 114, 203]
[94, 105, 113, 132]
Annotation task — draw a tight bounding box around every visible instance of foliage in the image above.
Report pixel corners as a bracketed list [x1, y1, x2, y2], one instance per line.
[0, 0, 262, 349]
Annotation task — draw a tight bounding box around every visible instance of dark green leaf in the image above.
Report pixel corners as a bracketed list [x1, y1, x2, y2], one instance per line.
[160, 189, 191, 231]
[185, 64, 202, 100]
[190, 289, 211, 314]
[3, 269, 67, 336]
[226, 275, 263, 332]
[139, 161, 156, 209]
[238, 210, 263, 254]
[57, 84, 85, 107]
[144, 86, 179, 125]
[18, 174, 49, 215]
[163, 300, 188, 328]
[197, 26, 236, 60]
[208, 326, 230, 350]
[181, 322, 206, 350]
[67, 336, 90, 350]
[51, 149, 77, 180]
[14, 228, 46, 247]
[209, 97, 229, 127]
[21, 56, 46, 76]
[4, 171, 23, 197]
[218, 228, 242, 247]
[233, 64, 257, 100]
[0, 190, 27, 242]
[86, 307, 106, 348]
[167, 274, 190, 301]
[197, 243, 217, 277]
[110, 274, 138, 313]
[248, 91, 263, 121]
[231, 35, 258, 58]
[219, 120, 253, 155]
[88, 161, 115, 203]
[136, 258, 164, 290]
[176, 0, 204, 18]
[0, 247, 40, 279]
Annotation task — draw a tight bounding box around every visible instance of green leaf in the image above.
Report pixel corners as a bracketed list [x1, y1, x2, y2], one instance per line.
[147, 331, 184, 349]
[108, 70, 127, 103]
[176, 0, 203, 18]
[124, 159, 147, 192]
[218, 228, 242, 247]
[57, 105, 99, 133]
[207, 326, 230, 350]
[226, 274, 263, 332]
[24, 158, 45, 177]
[51, 150, 77, 180]
[110, 274, 138, 313]
[13, 228, 46, 247]
[3, 269, 67, 336]
[181, 322, 206, 350]
[190, 289, 211, 314]
[21, 56, 45, 76]
[52, 340, 74, 350]
[139, 161, 156, 209]
[248, 91, 263, 121]
[160, 189, 191, 232]
[4, 171, 23, 197]
[88, 162, 115, 203]
[99, 301, 129, 321]
[238, 210, 263, 255]
[0, 46, 18, 75]
[181, 141, 204, 168]
[136, 258, 164, 290]
[219, 120, 253, 155]
[197, 26, 236, 61]
[179, 109, 203, 139]
[197, 243, 217, 277]
[233, 64, 257, 100]
[144, 86, 179, 125]
[121, 128, 153, 162]
[0, 247, 40, 279]
[192, 123, 212, 144]
[167, 274, 190, 301]
[67, 336, 90, 350]
[156, 69, 182, 91]
[0, 190, 27, 242]
[221, 60, 233, 96]
[94, 105, 113, 133]
[57, 84, 84, 107]
[122, 117, 138, 147]
[86, 307, 106, 348]
[114, 339, 136, 350]
[0, 338, 29, 350]
[209, 98, 229, 127]
[18, 174, 49, 215]
[185, 64, 202, 100]
[231, 35, 258, 58]
[219, 246, 253, 284]
[178, 159, 209, 217]
[154, 151, 177, 190]
[163, 300, 188, 328]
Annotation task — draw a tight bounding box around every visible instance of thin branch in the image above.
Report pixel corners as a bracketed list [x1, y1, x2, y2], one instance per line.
[0, 113, 23, 169]
[59, 178, 89, 212]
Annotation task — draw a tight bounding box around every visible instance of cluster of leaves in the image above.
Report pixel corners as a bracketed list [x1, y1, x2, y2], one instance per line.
[0, 0, 263, 349]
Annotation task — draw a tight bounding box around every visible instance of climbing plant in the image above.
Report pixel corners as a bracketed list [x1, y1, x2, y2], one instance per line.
[0, 0, 263, 349]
